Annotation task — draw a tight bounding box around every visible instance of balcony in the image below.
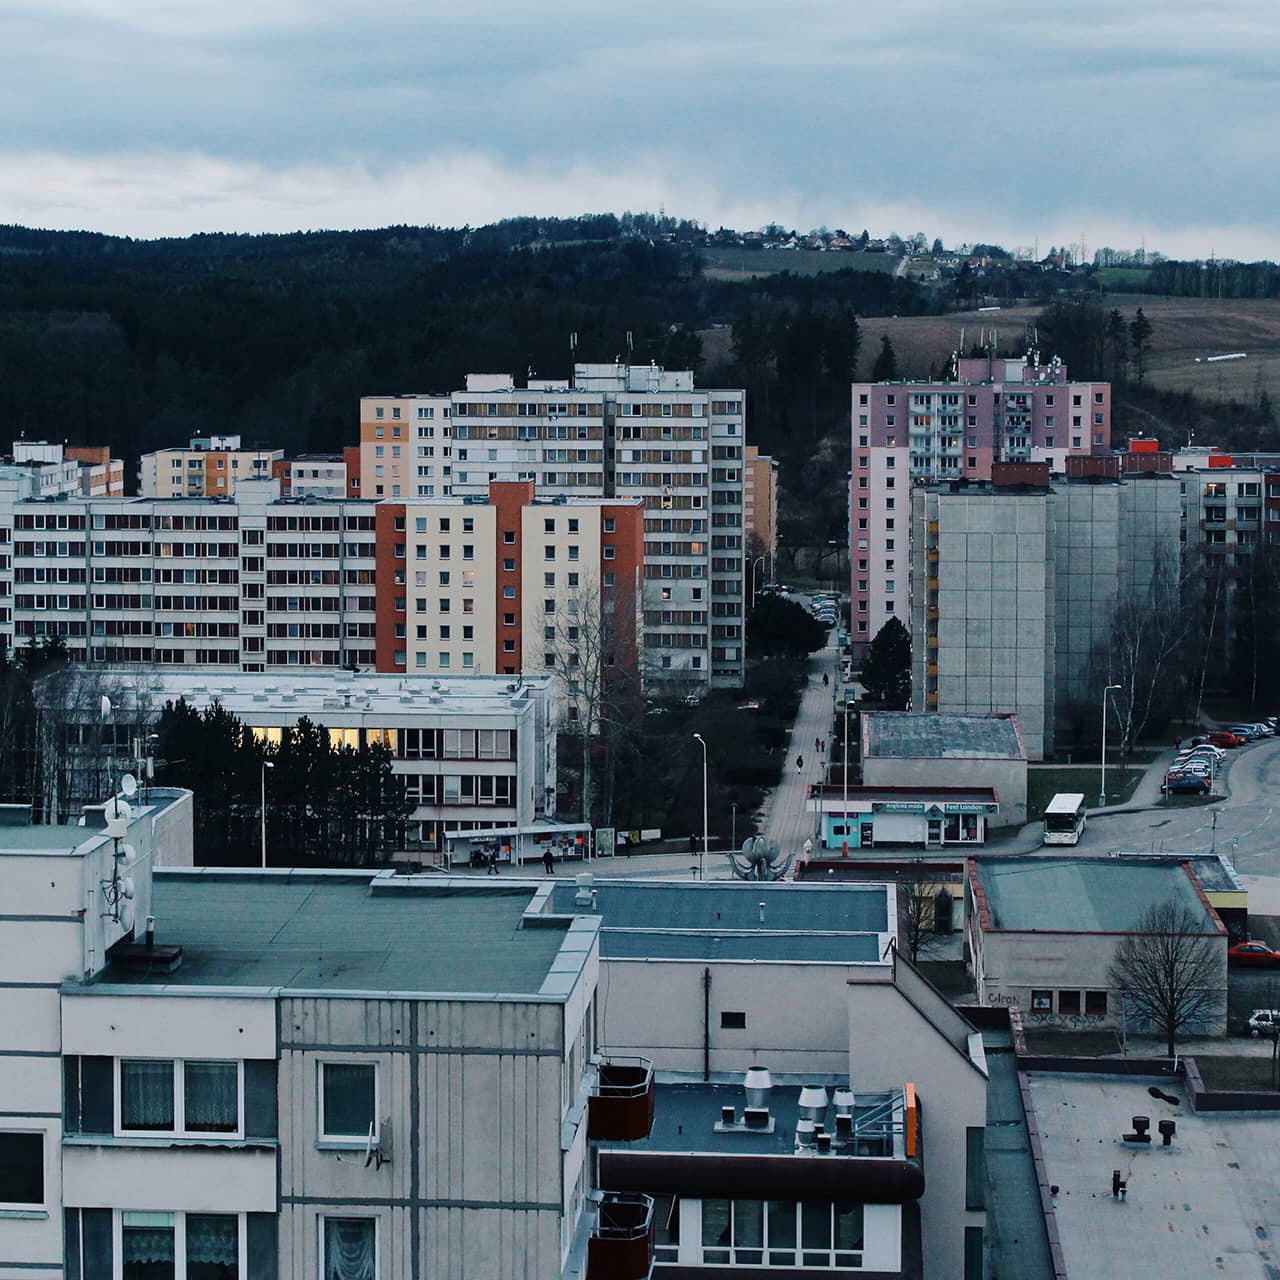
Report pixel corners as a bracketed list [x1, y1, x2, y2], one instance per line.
[589, 1055, 656, 1141]
[926, 663, 938, 677]
[926, 634, 939, 649]
[926, 606, 938, 620]
[926, 690, 938, 706]
[925, 548, 939, 563]
[926, 577, 938, 591]
[588, 1193, 654, 1280]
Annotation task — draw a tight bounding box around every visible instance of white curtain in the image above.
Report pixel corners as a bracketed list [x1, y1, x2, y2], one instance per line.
[324, 1219, 375, 1280]
[184, 1062, 238, 1132]
[121, 1060, 174, 1130]
[186, 1214, 239, 1269]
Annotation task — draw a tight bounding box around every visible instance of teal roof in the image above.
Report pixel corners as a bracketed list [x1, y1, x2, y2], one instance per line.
[976, 858, 1218, 933]
[101, 871, 573, 996]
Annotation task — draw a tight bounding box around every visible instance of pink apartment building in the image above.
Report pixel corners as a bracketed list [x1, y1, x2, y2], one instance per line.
[850, 356, 1111, 655]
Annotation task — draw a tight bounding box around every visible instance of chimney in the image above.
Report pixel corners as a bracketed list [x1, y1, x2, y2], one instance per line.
[744, 1065, 772, 1112]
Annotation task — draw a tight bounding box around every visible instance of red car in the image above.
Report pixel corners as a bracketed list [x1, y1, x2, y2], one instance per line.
[1207, 731, 1245, 748]
[1228, 941, 1280, 967]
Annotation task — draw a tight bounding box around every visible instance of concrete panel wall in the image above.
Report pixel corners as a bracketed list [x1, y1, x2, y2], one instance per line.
[63, 1144, 276, 1210]
[598, 959, 864, 1075]
[62, 992, 277, 1060]
[863, 757, 1026, 828]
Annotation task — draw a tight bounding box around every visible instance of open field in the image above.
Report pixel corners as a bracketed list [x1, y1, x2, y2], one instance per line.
[1104, 294, 1280, 402]
[702, 246, 899, 281]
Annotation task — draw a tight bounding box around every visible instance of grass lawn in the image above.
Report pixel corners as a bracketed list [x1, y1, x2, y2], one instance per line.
[1194, 1055, 1280, 1092]
[1026, 765, 1143, 818]
[1023, 1028, 1125, 1057]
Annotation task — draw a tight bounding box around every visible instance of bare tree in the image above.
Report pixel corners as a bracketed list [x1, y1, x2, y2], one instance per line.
[1107, 896, 1226, 1057]
[896, 862, 953, 964]
[553, 572, 644, 829]
[1096, 545, 1190, 754]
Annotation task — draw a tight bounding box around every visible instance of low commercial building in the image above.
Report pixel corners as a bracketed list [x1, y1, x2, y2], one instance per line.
[861, 711, 1028, 828]
[966, 855, 1229, 1036]
[806, 783, 999, 850]
[54, 669, 561, 860]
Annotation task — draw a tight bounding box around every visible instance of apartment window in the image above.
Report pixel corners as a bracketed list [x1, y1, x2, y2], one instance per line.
[1072, 436, 1082, 448]
[1031, 990, 1052, 1011]
[319, 1062, 376, 1145]
[117, 1059, 240, 1136]
[503, 586, 516, 599]
[603, 546, 616, 560]
[966, 1127, 987, 1210]
[603, 517, 615, 533]
[0, 1132, 42, 1206]
[968, 456, 978, 468]
[504, 558, 516, 572]
[503, 639, 516, 653]
[702, 1199, 863, 1268]
[121, 1211, 241, 1280]
[1045, 436, 1055, 448]
[1058, 990, 1081, 1015]
[720, 1011, 746, 1029]
[375, 408, 384, 420]
[1085, 990, 1108, 1015]
[323, 1218, 376, 1280]
[603, 570, 615, 587]
[503, 530, 515, 544]
[544, 572, 556, 588]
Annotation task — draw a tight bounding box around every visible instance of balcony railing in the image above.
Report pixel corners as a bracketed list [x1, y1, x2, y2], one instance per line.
[589, 1054, 656, 1142]
[588, 1193, 654, 1280]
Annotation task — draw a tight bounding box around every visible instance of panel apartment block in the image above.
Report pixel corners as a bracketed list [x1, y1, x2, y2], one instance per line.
[139, 434, 284, 498]
[912, 462, 1182, 759]
[370, 365, 746, 689]
[851, 356, 1111, 654]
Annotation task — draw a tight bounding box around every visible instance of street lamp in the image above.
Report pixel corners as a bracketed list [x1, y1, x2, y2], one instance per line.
[749, 555, 766, 613]
[693, 733, 708, 881]
[1099, 684, 1121, 807]
[261, 761, 274, 869]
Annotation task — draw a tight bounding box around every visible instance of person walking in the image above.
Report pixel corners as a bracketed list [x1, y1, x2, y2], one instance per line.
[487, 846, 500, 875]
[796, 754, 805, 772]
[823, 672, 830, 687]
[542, 846, 555, 876]
[815, 736, 821, 752]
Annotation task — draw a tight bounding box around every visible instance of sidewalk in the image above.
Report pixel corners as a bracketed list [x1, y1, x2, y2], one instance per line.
[759, 635, 842, 858]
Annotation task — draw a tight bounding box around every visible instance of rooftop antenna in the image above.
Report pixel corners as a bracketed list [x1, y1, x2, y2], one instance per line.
[569, 332, 577, 356]
[626, 330, 633, 358]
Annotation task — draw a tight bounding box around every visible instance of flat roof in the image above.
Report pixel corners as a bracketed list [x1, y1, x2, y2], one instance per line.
[98, 871, 575, 997]
[614, 1079, 898, 1157]
[863, 713, 1025, 761]
[85, 670, 553, 720]
[1027, 1072, 1280, 1279]
[809, 784, 998, 805]
[548, 880, 889, 943]
[600, 931, 881, 963]
[0, 790, 189, 856]
[975, 858, 1218, 933]
[1106, 852, 1245, 896]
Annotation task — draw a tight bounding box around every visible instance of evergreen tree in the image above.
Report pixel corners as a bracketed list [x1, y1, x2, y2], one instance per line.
[860, 617, 912, 707]
[1105, 309, 1129, 380]
[871, 335, 899, 381]
[1129, 307, 1154, 384]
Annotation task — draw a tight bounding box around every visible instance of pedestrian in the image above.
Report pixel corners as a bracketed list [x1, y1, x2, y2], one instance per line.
[689, 832, 697, 854]
[823, 672, 830, 687]
[815, 736, 821, 752]
[797, 754, 805, 772]
[487, 846, 499, 875]
[542, 846, 555, 876]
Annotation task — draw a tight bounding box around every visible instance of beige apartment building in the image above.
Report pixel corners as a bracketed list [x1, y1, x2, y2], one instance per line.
[744, 444, 779, 574]
[359, 365, 747, 689]
[138, 433, 284, 497]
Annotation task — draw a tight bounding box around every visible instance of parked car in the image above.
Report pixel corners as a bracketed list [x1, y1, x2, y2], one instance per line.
[1248, 1009, 1280, 1038]
[1228, 941, 1280, 968]
[1162, 774, 1210, 795]
[1206, 731, 1245, 748]
[1184, 744, 1225, 760]
[1228, 724, 1263, 740]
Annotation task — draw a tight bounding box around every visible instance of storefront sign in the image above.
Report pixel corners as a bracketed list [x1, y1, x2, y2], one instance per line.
[944, 803, 992, 814]
[877, 802, 925, 814]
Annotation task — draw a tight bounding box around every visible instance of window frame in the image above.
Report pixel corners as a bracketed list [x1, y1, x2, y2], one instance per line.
[317, 1060, 379, 1149]
[115, 1209, 247, 1280]
[114, 1058, 244, 1141]
[0, 1129, 44, 1210]
[320, 1215, 378, 1280]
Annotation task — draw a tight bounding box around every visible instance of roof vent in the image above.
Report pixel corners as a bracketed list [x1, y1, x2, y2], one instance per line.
[744, 1065, 772, 1111]
[832, 1086, 855, 1113]
[798, 1085, 829, 1122]
[796, 1119, 816, 1147]
[575, 873, 595, 907]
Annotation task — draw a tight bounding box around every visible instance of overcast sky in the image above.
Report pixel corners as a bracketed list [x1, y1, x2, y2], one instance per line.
[1, 0, 1275, 259]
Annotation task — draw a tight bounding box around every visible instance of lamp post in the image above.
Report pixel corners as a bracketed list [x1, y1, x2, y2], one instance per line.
[749, 555, 766, 612]
[261, 761, 274, 869]
[693, 733, 708, 881]
[1099, 684, 1121, 808]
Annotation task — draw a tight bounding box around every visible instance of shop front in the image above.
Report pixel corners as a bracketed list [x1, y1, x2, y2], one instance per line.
[807, 786, 998, 851]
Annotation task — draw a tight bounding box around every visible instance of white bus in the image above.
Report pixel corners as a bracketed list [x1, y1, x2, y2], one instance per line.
[1042, 792, 1087, 845]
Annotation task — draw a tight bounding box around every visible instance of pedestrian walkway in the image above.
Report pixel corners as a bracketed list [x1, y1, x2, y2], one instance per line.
[759, 636, 842, 858]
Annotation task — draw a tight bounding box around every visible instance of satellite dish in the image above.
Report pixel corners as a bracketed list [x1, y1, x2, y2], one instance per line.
[122, 875, 136, 901]
[119, 898, 135, 934]
[100, 695, 113, 720]
[121, 773, 138, 798]
[116, 842, 136, 864]
[115, 801, 132, 824]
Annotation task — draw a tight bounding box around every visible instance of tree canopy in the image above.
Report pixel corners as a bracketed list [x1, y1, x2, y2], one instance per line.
[860, 618, 912, 707]
[746, 594, 831, 658]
